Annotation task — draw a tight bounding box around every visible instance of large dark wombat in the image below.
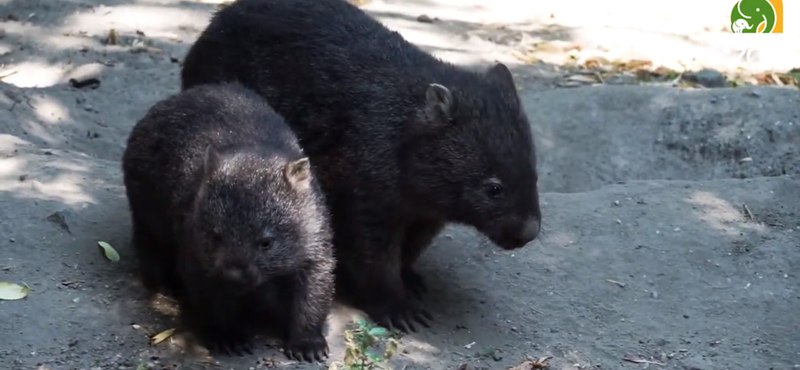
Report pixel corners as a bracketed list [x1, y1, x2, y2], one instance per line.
[181, 0, 541, 333]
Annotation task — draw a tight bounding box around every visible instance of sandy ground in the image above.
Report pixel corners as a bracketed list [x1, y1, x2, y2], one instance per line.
[1, 0, 799, 369]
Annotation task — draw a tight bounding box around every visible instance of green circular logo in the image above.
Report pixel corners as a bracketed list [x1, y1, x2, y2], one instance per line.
[731, 0, 777, 33]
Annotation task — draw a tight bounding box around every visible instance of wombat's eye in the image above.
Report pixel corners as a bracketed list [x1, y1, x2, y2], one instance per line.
[486, 183, 505, 199]
[258, 237, 274, 249]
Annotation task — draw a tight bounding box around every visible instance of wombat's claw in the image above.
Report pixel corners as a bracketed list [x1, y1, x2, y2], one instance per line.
[373, 303, 433, 334]
[401, 268, 427, 299]
[283, 335, 329, 363]
[207, 337, 254, 357]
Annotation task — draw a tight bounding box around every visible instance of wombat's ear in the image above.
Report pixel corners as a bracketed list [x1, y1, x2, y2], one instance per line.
[424, 83, 453, 123]
[202, 145, 222, 178]
[486, 62, 517, 92]
[284, 157, 312, 191]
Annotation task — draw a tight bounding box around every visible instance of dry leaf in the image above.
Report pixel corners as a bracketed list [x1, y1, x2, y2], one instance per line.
[626, 59, 653, 70]
[651, 66, 676, 77]
[752, 72, 774, 85]
[510, 50, 540, 64]
[581, 57, 610, 70]
[507, 356, 553, 370]
[107, 29, 118, 45]
[771, 73, 785, 86]
[530, 356, 553, 369]
[0, 281, 29, 300]
[531, 42, 560, 53]
[150, 328, 176, 345]
[98, 241, 120, 262]
[611, 59, 653, 71]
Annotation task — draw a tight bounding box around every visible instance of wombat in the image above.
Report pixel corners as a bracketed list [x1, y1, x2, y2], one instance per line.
[121, 82, 334, 362]
[180, 0, 541, 333]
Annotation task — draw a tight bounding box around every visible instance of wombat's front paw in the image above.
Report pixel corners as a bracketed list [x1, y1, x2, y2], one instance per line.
[401, 267, 427, 299]
[202, 332, 254, 357]
[283, 332, 329, 363]
[366, 300, 433, 334]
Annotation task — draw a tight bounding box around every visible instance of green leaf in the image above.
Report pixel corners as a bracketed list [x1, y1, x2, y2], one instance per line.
[368, 327, 389, 337]
[354, 316, 368, 328]
[0, 281, 29, 300]
[98, 241, 120, 262]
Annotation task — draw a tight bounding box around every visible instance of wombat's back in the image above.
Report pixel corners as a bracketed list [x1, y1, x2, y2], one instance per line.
[181, 0, 441, 89]
[122, 82, 302, 224]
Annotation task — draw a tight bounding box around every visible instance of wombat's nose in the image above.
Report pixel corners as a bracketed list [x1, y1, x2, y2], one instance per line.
[516, 218, 540, 245]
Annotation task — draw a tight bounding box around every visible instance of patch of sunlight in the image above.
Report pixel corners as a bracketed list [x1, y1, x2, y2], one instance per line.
[22, 118, 58, 144]
[62, 5, 210, 36]
[0, 134, 34, 154]
[0, 61, 66, 88]
[0, 42, 12, 57]
[0, 169, 96, 205]
[47, 159, 91, 173]
[399, 336, 441, 363]
[0, 157, 24, 176]
[30, 95, 71, 125]
[686, 190, 766, 236]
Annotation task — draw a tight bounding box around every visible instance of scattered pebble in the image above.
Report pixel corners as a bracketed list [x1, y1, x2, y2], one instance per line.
[65, 63, 106, 89]
[69, 78, 100, 89]
[416, 14, 434, 23]
[683, 68, 727, 88]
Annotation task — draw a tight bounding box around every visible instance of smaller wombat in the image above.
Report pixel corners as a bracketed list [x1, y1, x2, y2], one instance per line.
[121, 82, 334, 362]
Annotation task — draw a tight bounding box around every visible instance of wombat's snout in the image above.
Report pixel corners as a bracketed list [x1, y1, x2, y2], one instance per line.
[220, 261, 262, 290]
[496, 217, 540, 250]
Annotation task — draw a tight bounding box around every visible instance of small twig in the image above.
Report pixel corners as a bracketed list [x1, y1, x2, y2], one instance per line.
[742, 203, 755, 221]
[606, 279, 626, 288]
[623, 354, 666, 366]
[594, 71, 605, 84]
[0, 69, 17, 79]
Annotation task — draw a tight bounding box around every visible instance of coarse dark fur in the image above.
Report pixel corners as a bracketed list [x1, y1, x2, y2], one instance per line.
[180, 0, 542, 333]
[121, 82, 334, 362]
